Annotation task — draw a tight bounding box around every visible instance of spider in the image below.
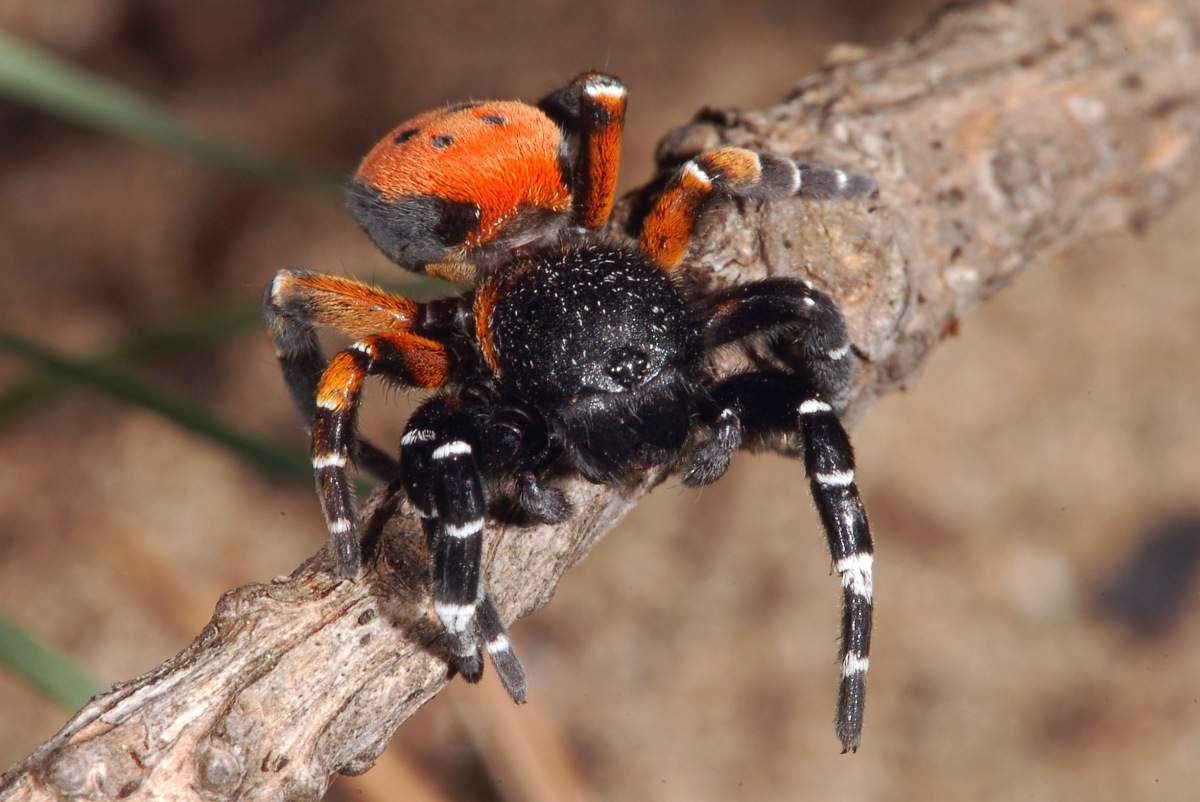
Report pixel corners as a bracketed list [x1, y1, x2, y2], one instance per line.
[264, 73, 877, 752]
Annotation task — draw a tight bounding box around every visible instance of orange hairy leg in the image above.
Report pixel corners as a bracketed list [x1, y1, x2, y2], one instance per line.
[536, 72, 628, 229]
[576, 74, 627, 227]
[311, 330, 451, 576]
[268, 270, 420, 338]
[640, 147, 876, 270]
[265, 268, 453, 574]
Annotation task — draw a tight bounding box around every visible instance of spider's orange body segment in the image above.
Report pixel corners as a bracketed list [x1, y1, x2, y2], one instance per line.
[354, 101, 571, 249]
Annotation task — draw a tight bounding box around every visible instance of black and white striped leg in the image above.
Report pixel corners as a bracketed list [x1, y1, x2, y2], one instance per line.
[476, 594, 528, 703]
[704, 372, 874, 752]
[407, 491, 482, 681]
[798, 397, 874, 753]
[429, 435, 486, 679]
[417, 501, 528, 700]
[401, 405, 528, 699]
[789, 160, 877, 199]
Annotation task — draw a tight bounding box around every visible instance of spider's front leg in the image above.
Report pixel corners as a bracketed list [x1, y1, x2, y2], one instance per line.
[400, 398, 532, 702]
[264, 270, 444, 482]
[689, 371, 875, 753]
[684, 275, 873, 752]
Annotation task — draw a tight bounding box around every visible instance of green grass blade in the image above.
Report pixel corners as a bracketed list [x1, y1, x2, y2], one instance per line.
[0, 329, 312, 482]
[0, 300, 263, 426]
[0, 31, 340, 192]
[0, 616, 103, 710]
[104, 299, 264, 359]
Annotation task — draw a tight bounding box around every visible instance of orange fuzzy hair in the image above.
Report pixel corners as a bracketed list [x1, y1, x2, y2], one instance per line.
[355, 101, 572, 249]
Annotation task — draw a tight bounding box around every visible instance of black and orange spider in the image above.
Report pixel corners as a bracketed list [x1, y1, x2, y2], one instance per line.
[263, 73, 877, 752]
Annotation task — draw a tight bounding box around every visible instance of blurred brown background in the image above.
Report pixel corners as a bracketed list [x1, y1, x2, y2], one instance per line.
[2, 1, 1199, 800]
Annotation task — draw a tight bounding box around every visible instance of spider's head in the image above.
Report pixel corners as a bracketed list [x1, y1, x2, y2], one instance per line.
[486, 245, 703, 481]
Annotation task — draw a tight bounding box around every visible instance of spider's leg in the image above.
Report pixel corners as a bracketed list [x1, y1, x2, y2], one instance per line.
[476, 594, 528, 702]
[400, 401, 528, 700]
[514, 470, 571, 524]
[538, 72, 627, 229]
[310, 330, 451, 576]
[639, 147, 875, 270]
[699, 276, 855, 408]
[796, 394, 874, 754]
[264, 269, 435, 480]
[400, 434, 481, 677]
[685, 276, 855, 487]
[698, 372, 875, 753]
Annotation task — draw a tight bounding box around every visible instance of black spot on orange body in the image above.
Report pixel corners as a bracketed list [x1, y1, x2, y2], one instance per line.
[354, 101, 572, 251]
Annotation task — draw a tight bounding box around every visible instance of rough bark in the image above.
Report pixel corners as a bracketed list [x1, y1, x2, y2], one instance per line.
[5, 1, 1200, 799]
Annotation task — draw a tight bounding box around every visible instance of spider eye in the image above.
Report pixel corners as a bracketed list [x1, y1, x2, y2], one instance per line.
[606, 347, 651, 389]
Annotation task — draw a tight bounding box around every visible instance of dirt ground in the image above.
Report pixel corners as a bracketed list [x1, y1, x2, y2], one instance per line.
[2, 2, 1198, 801]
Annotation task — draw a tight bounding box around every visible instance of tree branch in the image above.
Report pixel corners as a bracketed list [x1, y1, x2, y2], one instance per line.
[5, 1, 1200, 799]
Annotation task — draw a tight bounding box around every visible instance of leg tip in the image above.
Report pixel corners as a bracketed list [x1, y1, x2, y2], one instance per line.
[843, 170, 877, 198]
[331, 537, 362, 579]
[455, 651, 484, 683]
[835, 710, 863, 754]
[836, 678, 866, 754]
[489, 647, 529, 704]
[681, 448, 731, 487]
[516, 474, 572, 524]
[681, 423, 737, 487]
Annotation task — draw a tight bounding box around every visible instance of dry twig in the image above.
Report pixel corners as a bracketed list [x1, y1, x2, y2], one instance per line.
[4, 1, 1200, 799]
